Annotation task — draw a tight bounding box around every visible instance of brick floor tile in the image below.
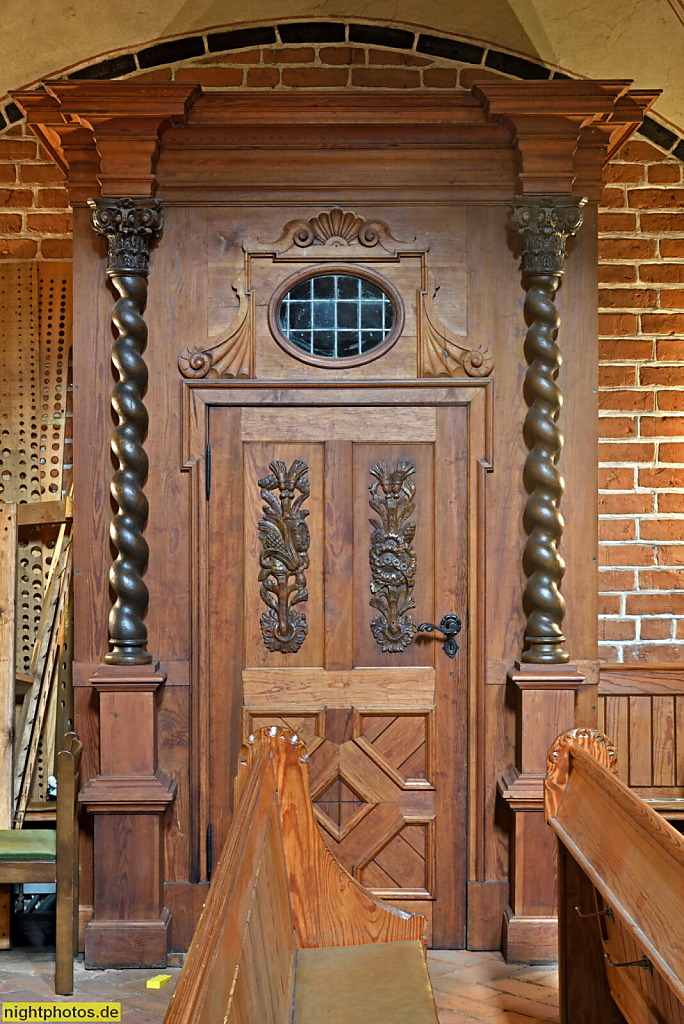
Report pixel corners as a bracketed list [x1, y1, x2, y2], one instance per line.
[429, 950, 495, 965]
[432, 991, 505, 1019]
[485, 1012, 553, 1024]
[0, 945, 559, 1024]
[436, 1010, 479, 1023]
[118, 993, 178, 1014]
[445, 961, 522, 984]
[511, 967, 558, 986]
[428, 958, 470, 978]
[482, 992, 559, 1019]
[487, 977, 560, 1001]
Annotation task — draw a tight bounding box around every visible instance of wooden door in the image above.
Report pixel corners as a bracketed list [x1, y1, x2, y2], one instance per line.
[206, 387, 469, 947]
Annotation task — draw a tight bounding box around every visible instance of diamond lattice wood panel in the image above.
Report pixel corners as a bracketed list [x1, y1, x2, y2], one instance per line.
[242, 706, 436, 904]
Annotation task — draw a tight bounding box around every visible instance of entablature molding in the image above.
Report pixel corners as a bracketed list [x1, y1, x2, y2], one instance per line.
[10, 80, 657, 203]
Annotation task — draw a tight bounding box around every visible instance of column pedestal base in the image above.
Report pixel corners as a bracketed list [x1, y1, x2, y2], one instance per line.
[79, 664, 176, 969]
[85, 907, 171, 969]
[499, 662, 584, 964]
[502, 905, 558, 964]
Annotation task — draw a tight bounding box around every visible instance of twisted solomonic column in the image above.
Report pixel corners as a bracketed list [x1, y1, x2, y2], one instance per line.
[90, 198, 163, 665]
[509, 196, 585, 664]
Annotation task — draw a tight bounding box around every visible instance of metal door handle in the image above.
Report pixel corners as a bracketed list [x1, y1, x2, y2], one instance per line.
[417, 613, 462, 659]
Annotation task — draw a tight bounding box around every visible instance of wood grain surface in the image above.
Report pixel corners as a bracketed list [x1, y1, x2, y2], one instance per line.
[598, 667, 684, 798]
[243, 668, 436, 708]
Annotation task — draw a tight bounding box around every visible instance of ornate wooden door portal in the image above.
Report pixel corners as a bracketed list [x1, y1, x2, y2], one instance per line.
[22, 78, 649, 966]
[202, 383, 483, 948]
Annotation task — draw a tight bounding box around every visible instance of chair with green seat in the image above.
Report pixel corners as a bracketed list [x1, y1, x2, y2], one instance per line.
[0, 732, 82, 995]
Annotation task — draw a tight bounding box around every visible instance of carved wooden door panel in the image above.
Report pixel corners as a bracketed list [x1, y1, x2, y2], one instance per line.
[207, 387, 468, 947]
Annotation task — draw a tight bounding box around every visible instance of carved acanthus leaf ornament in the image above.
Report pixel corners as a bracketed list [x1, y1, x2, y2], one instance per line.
[544, 728, 618, 820]
[420, 274, 494, 378]
[179, 274, 253, 379]
[91, 197, 163, 275]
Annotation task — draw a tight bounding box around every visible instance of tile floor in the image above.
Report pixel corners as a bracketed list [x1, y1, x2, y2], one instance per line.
[0, 947, 559, 1024]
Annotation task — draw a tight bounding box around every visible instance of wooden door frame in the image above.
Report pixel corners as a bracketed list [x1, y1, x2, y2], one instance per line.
[182, 379, 493, 932]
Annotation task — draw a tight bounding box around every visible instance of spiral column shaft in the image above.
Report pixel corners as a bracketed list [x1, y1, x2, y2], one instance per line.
[509, 196, 585, 664]
[90, 197, 163, 665]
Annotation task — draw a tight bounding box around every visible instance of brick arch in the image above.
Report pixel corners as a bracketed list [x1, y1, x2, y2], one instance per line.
[1, 20, 683, 158]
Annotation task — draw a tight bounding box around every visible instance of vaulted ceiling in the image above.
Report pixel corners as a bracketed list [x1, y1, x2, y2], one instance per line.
[3, 0, 683, 132]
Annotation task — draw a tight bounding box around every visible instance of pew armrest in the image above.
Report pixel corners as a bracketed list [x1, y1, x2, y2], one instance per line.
[545, 727, 684, 1024]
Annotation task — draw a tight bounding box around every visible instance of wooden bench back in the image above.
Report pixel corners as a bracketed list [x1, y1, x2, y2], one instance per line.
[545, 728, 684, 1024]
[166, 727, 427, 1024]
[242, 728, 427, 949]
[167, 739, 296, 1024]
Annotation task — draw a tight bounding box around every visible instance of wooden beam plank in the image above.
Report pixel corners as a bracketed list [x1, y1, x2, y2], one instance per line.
[16, 500, 69, 527]
[0, 503, 17, 831]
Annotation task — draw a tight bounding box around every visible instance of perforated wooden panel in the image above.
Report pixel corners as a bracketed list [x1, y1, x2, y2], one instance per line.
[38, 270, 71, 498]
[0, 261, 73, 799]
[0, 264, 41, 505]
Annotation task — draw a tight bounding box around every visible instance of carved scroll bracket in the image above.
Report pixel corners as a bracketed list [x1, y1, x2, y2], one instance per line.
[369, 459, 417, 652]
[420, 273, 494, 378]
[179, 274, 253, 379]
[509, 195, 585, 665]
[90, 197, 164, 666]
[258, 460, 310, 654]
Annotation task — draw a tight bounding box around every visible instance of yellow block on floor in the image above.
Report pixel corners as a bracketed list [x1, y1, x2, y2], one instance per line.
[146, 975, 172, 990]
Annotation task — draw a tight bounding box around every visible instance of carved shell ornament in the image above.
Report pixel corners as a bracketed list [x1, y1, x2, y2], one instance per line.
[260, 207, 415, 255]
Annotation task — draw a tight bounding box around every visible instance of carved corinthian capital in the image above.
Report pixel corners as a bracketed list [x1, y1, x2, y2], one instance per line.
[90, 197, 163, 665]
[509, 195, 585, 665]
[509, 197, 584, 275]
[91, 198, 163, 275]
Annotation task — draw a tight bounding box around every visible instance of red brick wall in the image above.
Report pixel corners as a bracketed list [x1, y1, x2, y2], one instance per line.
[599, 139, 684, 661]
[0, 125, 72, 260]
[1, 39, 683, 663]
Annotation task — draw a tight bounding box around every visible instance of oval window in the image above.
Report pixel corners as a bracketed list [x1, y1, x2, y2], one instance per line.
[269, 268, 403, 367]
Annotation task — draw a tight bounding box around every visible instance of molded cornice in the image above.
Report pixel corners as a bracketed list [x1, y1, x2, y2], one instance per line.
[10, 79, 658, 202]
[474, 80, 659, 195]
[12, 81, 200, 202]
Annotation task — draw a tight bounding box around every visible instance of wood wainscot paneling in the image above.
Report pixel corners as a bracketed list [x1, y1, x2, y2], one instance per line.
[599, 663, 684, 819]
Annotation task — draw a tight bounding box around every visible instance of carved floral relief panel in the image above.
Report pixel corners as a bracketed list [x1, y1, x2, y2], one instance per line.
[369, 458, 418, 652]
[257, 459, 310, 654]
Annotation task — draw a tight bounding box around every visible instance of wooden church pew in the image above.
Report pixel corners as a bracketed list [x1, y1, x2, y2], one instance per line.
[545, 727, 684, 1024]
[164, 726, 438, 1024]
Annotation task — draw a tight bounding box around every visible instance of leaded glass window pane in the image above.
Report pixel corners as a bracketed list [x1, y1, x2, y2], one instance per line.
[278, 274, 394, 360]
